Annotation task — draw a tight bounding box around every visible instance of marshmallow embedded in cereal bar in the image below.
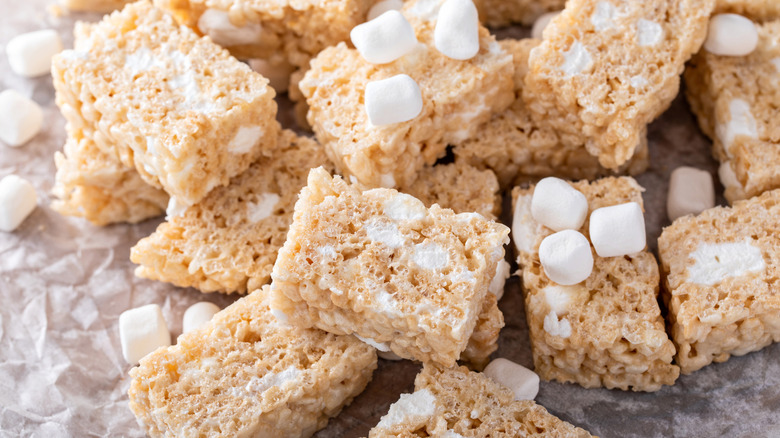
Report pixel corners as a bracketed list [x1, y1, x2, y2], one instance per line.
[128, 285, 377, 437]
[52, 1, 279, 209]
[658, 189, 780, 374]
[512, 177, 679, 391]
[270, 167, 510, 367]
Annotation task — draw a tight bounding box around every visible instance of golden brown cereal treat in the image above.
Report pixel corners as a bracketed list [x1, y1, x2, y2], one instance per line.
[455, 38, 649, 189]
[128, 286, 377, 438]
[299, 0, 514, 189]
[52, 1, 279, 208]
[716, 0, 780, 21]
[474, 0, 565, 27]
[51, 127, 169, 226]
[270, 168, 510, 367]
[130, 130, 333, 295]
[523, 0, 713, 170]
[512, 177, 679, 391]
[60, 0, 132, 12]
[368, 364, 593, 437]
[658, 190, 780, 374]
[684, 20, 780, 203]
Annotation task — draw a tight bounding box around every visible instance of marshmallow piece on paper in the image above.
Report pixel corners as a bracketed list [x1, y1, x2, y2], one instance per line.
[119, 304, 171, 364]
[704, 14, 758, 56]
[182, 302, 221, 334]
[0, 175, 38, 232]
[367, 0, 404, 21]
[589, 202, 646, 257]
[483, 358, 540, 401]
[6, 29, 63, 77]
[531, 177, 588, 232]
[538, 229, 593, 286]
[531, 11, 560, 40]
[434, 0, 480, 60]
[667, 167, 715, 221]
[197, 9, 263, 47]
[351, 10, 418, 64]
[365, 74, 423, 126]
[0, 90, 44, 147]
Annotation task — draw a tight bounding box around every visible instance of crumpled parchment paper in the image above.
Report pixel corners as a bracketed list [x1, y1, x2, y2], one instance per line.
[1, 2, 778, 437]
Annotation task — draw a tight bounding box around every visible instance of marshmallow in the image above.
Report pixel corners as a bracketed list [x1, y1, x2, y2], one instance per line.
[350, 10, 418, 64]
[589, 202, 646, 257]
[434, 0, 480, 60]
[365, 74, 423, 125]
[718, 161, 743, 191]
[119, 304, 171, 364]
[489, 259, 511, 300]
[538, 230, 593, 285]
[249, 58, 295, 93]
[182, 302, 221, 334]
[378, 350, 403, 361]
[367, 0, 404, 21]
[531, 177, 588, 232]
[704, 14, 758, 56]
[0, 90, 44, 147]
[6, 29, 63, 77]
[483, 358, 540, 401]
[667, 167, 715, 221]
[197, 9, 263, 47]
[0, 175, 38, 232]
[531, 11, 560, 39]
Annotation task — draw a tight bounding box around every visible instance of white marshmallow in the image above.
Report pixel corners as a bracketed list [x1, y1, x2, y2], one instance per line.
[350, 10, 418, 64]
[197, 9, 263, 47]
[0, 90, 44, 147]
[543, 311, 572, 338]
[718, 161, 743, 191]
[413, 242, 449, 270]
[434, 0, 480, 60]
[119, 304, 171, 364]
[531, 11, 560, 39]
[688, 240, 765, 286]
[6, 29, 63, 77]
[483, 358, 540, 401]
[704, 14, 758, 56]
[247, 192, 280, 222]
[531, 177, 588, 232]
[365, 74, 423, 125]
[538, 230, 593, 285]
[367, 0, 404, 21]
[182, 302, 221, 334]
[667, 167, 715, 221]
[248, 58, 295, 93]
[489, 259, 511, 300]
[0, 175, 38, 232]
[560, 41, 593, 77]
[589, 202, 646, 257]
[378, 350, 403, 361]
[384, 192, 428, 221]
[637, 19, 664, 47]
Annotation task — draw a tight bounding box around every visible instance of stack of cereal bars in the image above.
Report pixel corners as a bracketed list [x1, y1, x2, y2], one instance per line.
[48, 0, 780, 435]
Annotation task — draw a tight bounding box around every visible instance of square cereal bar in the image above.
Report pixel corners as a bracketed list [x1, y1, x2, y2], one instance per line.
[512, 177, 679, 391]
[270, 167, 510, 367]
[61, 0, 132, 12]
[298, 0, 514, 188]
[716, 0, 780, 21]
[130, 130, 333, 295]
[474, 0, 565, 27]
[522, 0, 713, 169]
[684, 20, 780, 203]
[368, 364, 593, 437]
[52, 1, 279, 208]
[128, 285, 377, 437]
[658, 189, 780, 374]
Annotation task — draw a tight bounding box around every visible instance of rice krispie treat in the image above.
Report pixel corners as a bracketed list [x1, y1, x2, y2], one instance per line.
[52, 1, 279, 209]
[270, 168, 510, 367]
[128, 285, 377, 437]
[298, 0, 514, 188]
[130, 130, 333, 295]
[716, 0, 780, 21]
[368, 364, 593, 437]
[474, 0, 565, 28]
[684, 20, 780, 203]
[523, 0, 713, 170]
[455, 38, 649, 189]
[52, 127, 169, 226]
[658, 189, 780, 374]
[512, 177, 679, 391]
[60, 0, 132, 12]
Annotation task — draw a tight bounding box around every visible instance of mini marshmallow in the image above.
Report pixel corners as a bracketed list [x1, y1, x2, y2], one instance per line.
[483, 358, 540, 401]
[182, 302, 221, 334]
[434, 0, 480, 60]
[589, 202, 646, 257]
[704, 14, 758, 56]
[667, 167, 715, 221]
[531, 177, 588, 232]
[489, 259, 511, 300]
[0, 90, 44, 147]
[350, 10, 417, 64]
[538, 230, 593, 285]
[367, 0, 404, 21]
[0, 175, 38, 232]
[6, 29, 63, 77]
[365, 74, 423, 125]
[249, 58, 295, 93]
[531, 11, 560, 39]
[197, 9, 263, 47]
[119, 304, 171, 364]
